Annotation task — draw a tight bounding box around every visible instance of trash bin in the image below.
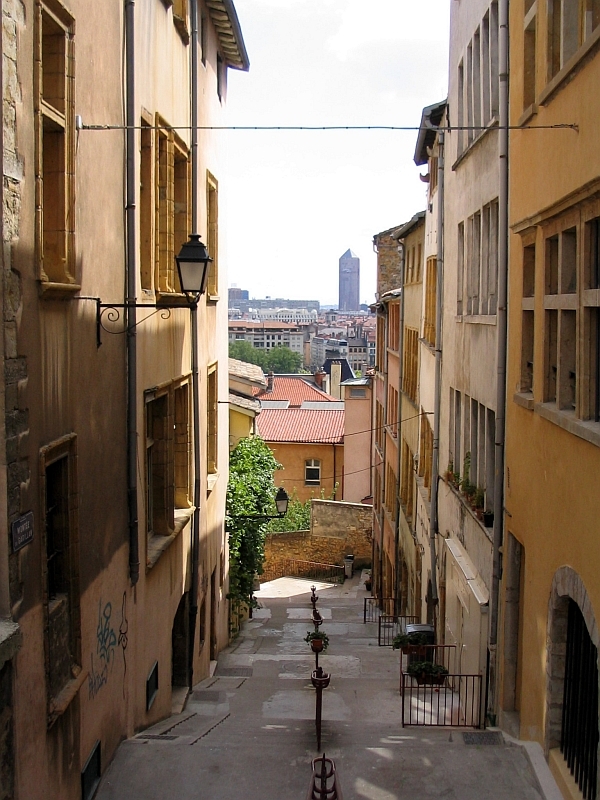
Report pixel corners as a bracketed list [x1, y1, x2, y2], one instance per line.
[343, 554, 355, 579]
[404, 623, 435, 664]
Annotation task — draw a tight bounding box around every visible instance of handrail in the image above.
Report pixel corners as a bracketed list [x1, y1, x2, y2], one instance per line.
[260, 559, 345, 585]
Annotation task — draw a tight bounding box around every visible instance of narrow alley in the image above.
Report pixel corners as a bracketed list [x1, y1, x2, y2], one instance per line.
[96, 574, 559, 800]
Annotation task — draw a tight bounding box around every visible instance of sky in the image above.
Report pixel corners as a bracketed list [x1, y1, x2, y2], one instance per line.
[224, 0, 450, 307]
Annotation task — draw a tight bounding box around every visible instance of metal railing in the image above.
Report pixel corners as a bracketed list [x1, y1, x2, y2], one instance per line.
[400, 671, 483, 728]
[259, 559, 345, 585]
[377, 614, 420, 646]
[397, 644, 457, 674]
[363, 597, 402, 623]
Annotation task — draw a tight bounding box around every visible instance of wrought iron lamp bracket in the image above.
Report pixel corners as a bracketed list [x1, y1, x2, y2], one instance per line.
[95, 300, 178, 347]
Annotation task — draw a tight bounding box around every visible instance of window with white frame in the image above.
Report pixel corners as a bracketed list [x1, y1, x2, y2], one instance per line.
[305, 459, 321, 486]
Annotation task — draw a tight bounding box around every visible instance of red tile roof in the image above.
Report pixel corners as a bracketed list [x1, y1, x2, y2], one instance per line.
[257, 409, 344, 444]
[253, 376, 338, 407]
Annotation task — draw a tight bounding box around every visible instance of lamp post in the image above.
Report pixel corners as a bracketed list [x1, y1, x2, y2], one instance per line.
[226, 487, 290, 618]
[174, 234, 212, 691]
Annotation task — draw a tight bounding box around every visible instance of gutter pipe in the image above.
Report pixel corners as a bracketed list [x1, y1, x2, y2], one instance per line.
[378, 306, 389, 602]
[125, 0, 139, 586]
[488, 0, 509, 722]
[188, 0, 201, 691]
[394, 244, 406, 610]
[428, 130, 445, 622]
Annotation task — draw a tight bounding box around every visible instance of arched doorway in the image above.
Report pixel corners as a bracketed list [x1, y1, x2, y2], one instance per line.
[547, 567, 599, 799]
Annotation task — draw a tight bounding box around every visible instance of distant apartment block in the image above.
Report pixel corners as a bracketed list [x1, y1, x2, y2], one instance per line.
[229, 296, 320, 316]
[339, 249, 360, 311]
[228, 286, 249, 302]
[254, 308, 318, 324]
[229, 321, 304, 353]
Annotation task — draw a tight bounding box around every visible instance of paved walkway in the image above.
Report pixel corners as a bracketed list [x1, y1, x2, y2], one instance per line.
[97, 574, 562, 800]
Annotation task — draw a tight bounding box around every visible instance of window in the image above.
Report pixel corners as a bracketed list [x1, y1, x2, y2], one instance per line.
[206, 172, 219, 297]
[172, 0, 189, 42]
[146, 378, 191, 537]
[40, 435, 81, 709]
[376, 318, 385, 369]
[375, 400, 384, 452]
[385, 462, 397, 520]
[156, 120, 191, 294]
[465, 201, 498, 316]
[523, 2, 537, 109]
[423, 257, 437, 347]
[449, 390, 495, 512]
[387, 386, 399, 438]
[217, 54, 226, 102]
[305, 459, 321, 486]
[419, 413, 434, 498]
[544, 227, 577, 410]
[140, 118, 154, 291]
[400, 440, 414, 521]
[37, 0, 75, 286]
[388, 302, 399, 351]
[207, 364, 218, 475]
[457, 2, 499, 158]
[457, 222, 465, 314]
[521, 242, 536, 392]
[403, 327, 419, 403]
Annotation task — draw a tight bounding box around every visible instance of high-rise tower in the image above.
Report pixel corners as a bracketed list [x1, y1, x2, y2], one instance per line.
[338, 249, 360, 311]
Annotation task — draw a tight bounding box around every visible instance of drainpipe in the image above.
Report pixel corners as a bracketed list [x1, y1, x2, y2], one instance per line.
[428, 130, 445, 629]
[378, 306, 389, 601]
[188, 0, 201, 691]
[125, 0, 139, 586]
[394, 246, 406, 610]
[488, 0, 509, 723]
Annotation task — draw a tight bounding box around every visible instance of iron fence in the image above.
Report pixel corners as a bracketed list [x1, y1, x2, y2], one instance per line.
[363, 597, 402, 623]
[400, 671, 483, 728]
[377, 614, 420, 646]
[397, 644, 458, 674]
[259, 559, 345, 585]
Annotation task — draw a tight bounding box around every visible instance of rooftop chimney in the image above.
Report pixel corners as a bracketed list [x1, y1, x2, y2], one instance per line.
[266, 371, 274, 392]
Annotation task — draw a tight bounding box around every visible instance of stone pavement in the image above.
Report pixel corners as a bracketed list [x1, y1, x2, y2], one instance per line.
[97, 573, 563, 800]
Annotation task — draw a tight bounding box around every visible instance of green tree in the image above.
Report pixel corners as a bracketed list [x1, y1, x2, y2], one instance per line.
[226, 437, 281, 609]
[266, 491, 311, 533]
[228, 340, 266, 369]
[228, 341, 303, 374]
[264, 345, 302, 373]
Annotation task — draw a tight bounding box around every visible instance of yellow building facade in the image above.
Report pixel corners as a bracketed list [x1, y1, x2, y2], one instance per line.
[502, 2, 600, 797]
[0, 1, 248, 797]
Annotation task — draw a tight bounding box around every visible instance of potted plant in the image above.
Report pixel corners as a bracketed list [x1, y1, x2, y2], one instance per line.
[473, 488, 485, 518]
[392, 631, 430, 654]
[305, 630, 330, 653]
[406, 661, 449, 685]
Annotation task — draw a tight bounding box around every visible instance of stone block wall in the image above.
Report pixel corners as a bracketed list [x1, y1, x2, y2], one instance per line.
[263, 499, 372, 570]
[373, 230, 401, 296]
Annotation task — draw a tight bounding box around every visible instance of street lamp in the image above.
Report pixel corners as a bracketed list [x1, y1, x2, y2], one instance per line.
[274, 487, 289, 517]
[175, 233, 212, 305]
[228, 487, 290, 522]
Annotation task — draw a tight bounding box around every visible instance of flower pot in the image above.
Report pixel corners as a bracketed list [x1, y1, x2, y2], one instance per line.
[311, 639, 324, 653]
[415, 672, 446, 686]
[483, 511, 494, 528]
[364, 581, 372, 592]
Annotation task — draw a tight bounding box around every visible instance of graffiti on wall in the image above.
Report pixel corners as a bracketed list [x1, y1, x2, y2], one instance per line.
[118, 592, 129, 699]
[88, 599, 116, 699]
